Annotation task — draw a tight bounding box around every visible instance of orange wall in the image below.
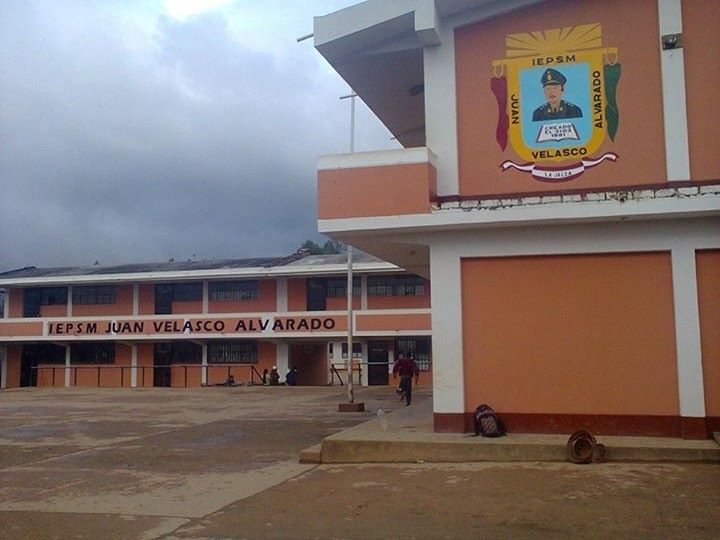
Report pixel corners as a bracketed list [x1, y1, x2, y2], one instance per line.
[72, 366, 128, 387]
[66, 344, 133, 388]
[318, 162, 436, 219]
[683, 1, 720, 181]
[356, 313, 431, 332]
[138, 284, 155, 315]
[72, 285, 133, 317]
[40, 304, 67, 317]
[137, 343, 154, 387]
[461, 252, 678, 415]
[0, 321, 44, 337]
[37, 365, 66, 388]
[8, 289, 23, 317]
[696, 250, 720, 417]
[171, 300, 203, 314]
[287, 279, 307, 311]
[455, 0, 666, 196]
[209, 280, 277, 313]
[326, 296, 361, 311]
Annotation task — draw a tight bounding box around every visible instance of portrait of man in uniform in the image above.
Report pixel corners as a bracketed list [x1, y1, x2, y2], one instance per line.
[532, 68, 583, 121]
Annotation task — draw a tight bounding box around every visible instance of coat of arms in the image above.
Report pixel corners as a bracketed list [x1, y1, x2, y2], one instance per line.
[492, 23, 621, 182]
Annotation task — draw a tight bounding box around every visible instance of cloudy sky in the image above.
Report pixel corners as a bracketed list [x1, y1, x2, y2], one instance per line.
[0, 0, 398, 272]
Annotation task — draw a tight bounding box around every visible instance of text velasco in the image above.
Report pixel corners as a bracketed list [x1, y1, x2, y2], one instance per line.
[47, 317, 337, 335]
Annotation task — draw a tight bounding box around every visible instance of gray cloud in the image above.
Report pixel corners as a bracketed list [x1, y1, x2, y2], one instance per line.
[0, 1, 396, 271]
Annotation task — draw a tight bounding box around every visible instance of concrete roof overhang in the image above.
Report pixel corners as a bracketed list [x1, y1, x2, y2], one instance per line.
[313, 0, 544, 147]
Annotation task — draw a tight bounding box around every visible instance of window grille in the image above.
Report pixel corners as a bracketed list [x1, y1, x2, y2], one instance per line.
[368, 275, 425, 297]
[71, 342, 115, 364]
[325, 278, 361, 298]
[341, 342, 362, 359]
[73, 286, 117, 305]
[172, 282, 203, 302]
[396, 338, 431, 371]
[209, 281, 259, 301]
[208, 341, 258, 363]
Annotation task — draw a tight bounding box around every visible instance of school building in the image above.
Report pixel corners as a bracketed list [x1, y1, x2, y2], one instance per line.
[313, 0, 719, 438]
[0, 252, 431, 390]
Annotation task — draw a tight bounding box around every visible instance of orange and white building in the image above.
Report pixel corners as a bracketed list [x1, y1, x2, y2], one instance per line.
[0, 253, 431, 390]
[313, 0, 720, 438]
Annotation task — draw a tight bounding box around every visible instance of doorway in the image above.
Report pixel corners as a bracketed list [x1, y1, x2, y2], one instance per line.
[306, 279, 326, 311]
[20, 350, 38, 387]
[367, 341, 389, 386]
[289, 343, 326, 385]
[153, 343, 172, 387]
[154, 284, 173, 315]
[20, 343, 65, 387]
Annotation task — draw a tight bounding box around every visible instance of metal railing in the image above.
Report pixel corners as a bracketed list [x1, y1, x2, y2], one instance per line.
[329, 362, 362, 386]
[32, 364, 266, 388]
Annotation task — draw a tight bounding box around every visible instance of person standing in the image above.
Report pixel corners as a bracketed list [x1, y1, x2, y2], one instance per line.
[392, 354, 419, 406]
[285, 366, 298, 386]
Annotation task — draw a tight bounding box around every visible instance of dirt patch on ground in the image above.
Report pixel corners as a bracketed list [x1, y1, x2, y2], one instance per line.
[169, 462, 720, 539]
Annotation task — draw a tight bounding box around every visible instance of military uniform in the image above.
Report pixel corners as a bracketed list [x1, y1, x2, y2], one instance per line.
[532, 100, 583, 121]
[532, 68, 583, 121]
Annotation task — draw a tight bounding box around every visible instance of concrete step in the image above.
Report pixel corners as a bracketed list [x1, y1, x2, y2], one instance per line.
[298, 443, 322, 464]
[317, 431, 720, 464]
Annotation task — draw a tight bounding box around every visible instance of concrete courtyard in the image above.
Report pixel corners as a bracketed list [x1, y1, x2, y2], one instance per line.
[0, 386, 718, 539]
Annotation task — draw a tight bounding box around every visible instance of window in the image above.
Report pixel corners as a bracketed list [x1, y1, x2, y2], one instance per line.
[71, 342, 115, 364]
[341, 342, 362, 359]
[396, 338, 431, 371]
[172, 282, 203, 302]
[24, 287, 69, 317]
[209, 281, 258, 301]
[393, 275, 425, 296]
[40, 287, 68, 305]
[368, 275, 425, 296]
[171, 342, 202, 364]
[367, 276, 394, 297]
[73, 286, 117, 305]
[208, 341, 258, 363]
[325, 277, 361, 298]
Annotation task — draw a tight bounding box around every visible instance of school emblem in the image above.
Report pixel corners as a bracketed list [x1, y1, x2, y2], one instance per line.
[491, 23, 621, 182]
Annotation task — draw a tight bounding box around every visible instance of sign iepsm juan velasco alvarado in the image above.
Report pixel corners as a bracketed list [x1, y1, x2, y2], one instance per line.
[491, 23, 621, 182]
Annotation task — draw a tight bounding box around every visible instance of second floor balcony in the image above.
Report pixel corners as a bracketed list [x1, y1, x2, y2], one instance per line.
[317, 147, 437, 221]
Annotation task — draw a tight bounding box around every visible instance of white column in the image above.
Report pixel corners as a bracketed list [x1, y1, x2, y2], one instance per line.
[658, 0, 690, 181]
[387, 346, 395, 378]
[130, 345, 138, 388]
[423, 18, 458, 195]
[202, 281, 209, 314]
[64, 346, 71, 387]
[0, 345, 7, 389]
[276, 278, 288, 312]
[360, 276, 368, 310]
[430, 244, 465, 414]
[276, 342, 289, 379]
[201, 344, 208, 385]
[67, 286, 73, 317]
[132, 284, 139, 316]
[360, 341, 368, 386]
[671, 247, 705, 418]
[3, 291, 9, 318]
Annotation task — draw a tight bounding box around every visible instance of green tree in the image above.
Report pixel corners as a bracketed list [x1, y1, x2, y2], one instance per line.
[298, 238, 345, 254]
